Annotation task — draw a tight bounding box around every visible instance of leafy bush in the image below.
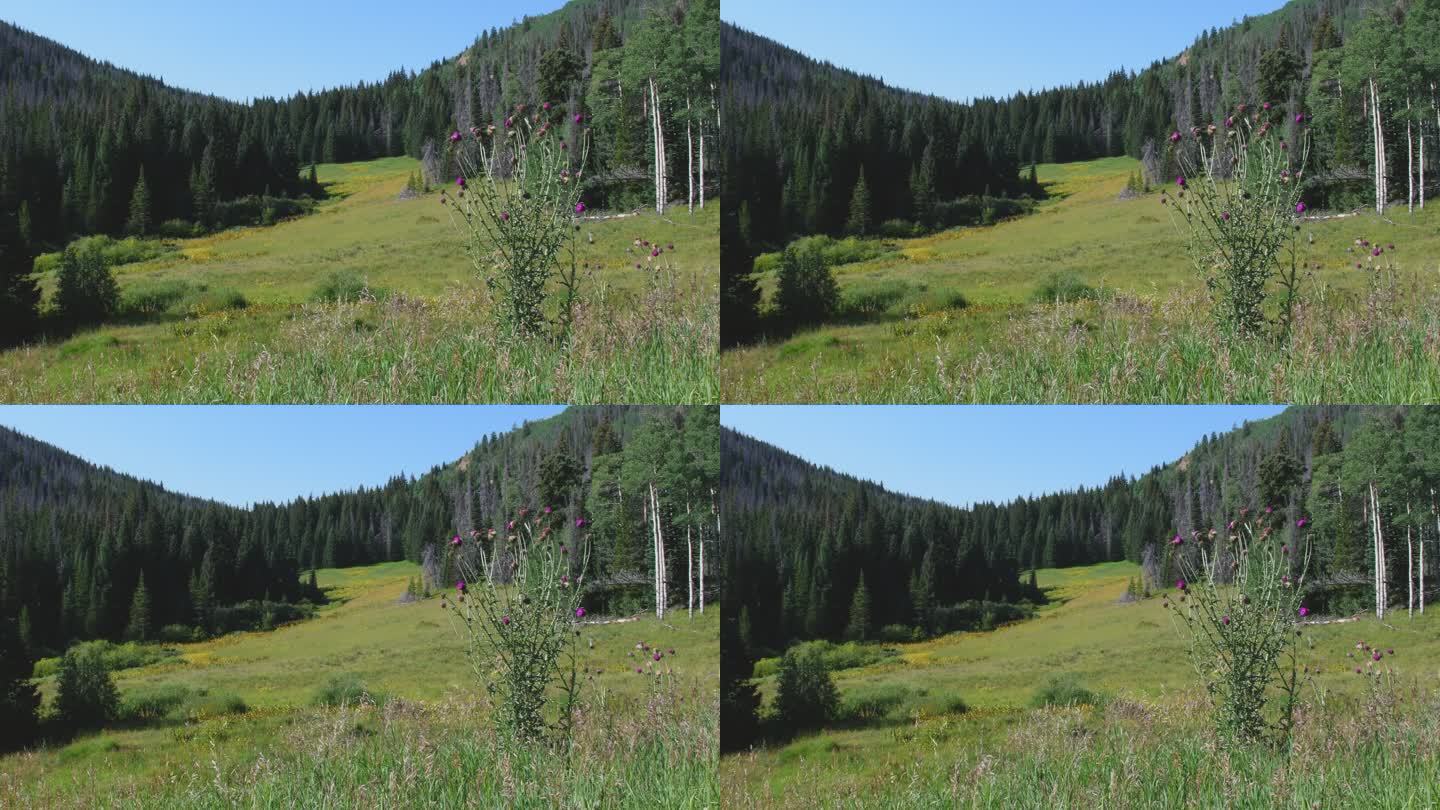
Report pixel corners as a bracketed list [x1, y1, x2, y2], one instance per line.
[210, 600, 313, 634]
[35, 235, 179, 277]
[930, 600, 1035, 634]
[209, 195, 315, 229]
[878, 624, 920, 643]
[838, 683, 910, 723]
[310, 270, 386, 304]
[772, 645, 838, 732]
[774, 240, 839, 326]
[1031, 673, 1104, 708]
[786, 235, 899, 268]
[753, 640, 899, 679]
[312, 673, 387, 708]
[121, 280, 247, 319]
[34, 640, 180, 679]
[54, 241, 119, 324]
[1030, 271, 1102, 304]
[54, 644, 119, 731]
[118, 684, 247, 725]
[157, 624, 199, 644]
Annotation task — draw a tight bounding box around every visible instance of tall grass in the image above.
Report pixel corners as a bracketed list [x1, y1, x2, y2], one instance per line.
[2, 693, 718, 809]
[723, 275, 1440, 403]
[722, 693, 1440, 808]
[0, 273, 717, 404]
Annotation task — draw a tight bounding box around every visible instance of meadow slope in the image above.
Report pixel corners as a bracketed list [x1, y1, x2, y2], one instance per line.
[722, 159, 1440, 403]
[0, 159, 720, 404]
[1, 562, 720, 808]
[724, 562, 1440, 808]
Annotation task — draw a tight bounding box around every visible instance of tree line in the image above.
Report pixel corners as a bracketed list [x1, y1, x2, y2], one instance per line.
[0, 0, 721, 346]
[0, 404, 718, 752]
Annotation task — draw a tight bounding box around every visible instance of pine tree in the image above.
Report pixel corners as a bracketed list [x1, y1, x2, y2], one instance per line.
[844, 571, 872, 641]
[126, 169, 151, 236]
[125, 573, 152, 641]
[845, 167, 872, 236]
[0, 617, 39, 752]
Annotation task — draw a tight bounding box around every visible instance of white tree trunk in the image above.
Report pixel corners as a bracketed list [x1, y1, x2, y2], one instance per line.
[699, 129, 706, 210]
[1407, 98, 1414, 213]
[686, 502, 694, 619]
[1408, 502, 1415, 618]
[649, 78, 663, 215]
[1371, 80, 1383, 214]
[649, 482, 667, 619]
[1371, 483, 1385, 619]
[686, 97, 694, 215]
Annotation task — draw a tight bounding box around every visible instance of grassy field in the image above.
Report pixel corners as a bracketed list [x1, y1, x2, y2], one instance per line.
[1, 562, 720, 808]
[1, 158, 719, 404]
[722, 158, 1440, 403]
[724, 562, 1440, 808]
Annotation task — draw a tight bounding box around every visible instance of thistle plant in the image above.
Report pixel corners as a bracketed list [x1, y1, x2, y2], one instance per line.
[440, 106, 591, 339]
[440, 509, 592, 744]
[1161, 106, 1311, 342]
[1162, 511, 1313, 745]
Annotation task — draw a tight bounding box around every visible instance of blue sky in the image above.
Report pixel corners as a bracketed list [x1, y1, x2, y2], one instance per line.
[0, 406, 564, 507]
[721, 406, 1286, 507]
[2, 0, 572, 101]
[723, 0, 1289, 102]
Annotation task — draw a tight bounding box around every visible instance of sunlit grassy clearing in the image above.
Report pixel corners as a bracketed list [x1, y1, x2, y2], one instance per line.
[4, 562, 719, 808]
[724, 158, 1440, 404]
[726, 561, 1440, 807]
[2, 157, 719, 404]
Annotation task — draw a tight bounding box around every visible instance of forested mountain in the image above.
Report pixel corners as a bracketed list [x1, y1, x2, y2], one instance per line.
[723, 406, 1440, 651]
[0, 405, 718, 659]
[0, 0, 719, 344]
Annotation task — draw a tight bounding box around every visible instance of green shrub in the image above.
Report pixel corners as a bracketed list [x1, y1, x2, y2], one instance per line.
[118, 684, 247, 725]
[313, 673, 388, 708]
[1031, 673, 1104, 708]
[754, 640, 899, 679]
[54, 644, 119, 731]
[772, 645, 838, 732]
[839, 683, 910, 723]
[121, 280, 247, 319]
[878, 624, 920, 643]
[54, 241, 119, 324]
[35, 640, 181, 679]
[157, 624, 198, 644]
[310, 270, 386, 304]
[1030, 271, 1102, 304]
[774, 241, 839, 326]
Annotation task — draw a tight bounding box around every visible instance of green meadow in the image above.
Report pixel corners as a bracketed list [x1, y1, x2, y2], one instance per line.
[1, 158, 719, 404]
[724, 562, 1440, 808]
[1, 562, 719, 808]
[723, 158, 1440, 404]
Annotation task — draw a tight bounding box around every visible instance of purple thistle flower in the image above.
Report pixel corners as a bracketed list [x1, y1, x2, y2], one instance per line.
[1373, 651, 1383, 661]
[1295, 113, 1306, 124]
[506, 520, 515, 531]
[1263, 102, 1272, 111]
[575, 518, 587, 528]
[1176, 579, 1187, 591]
[1282, 545, 1289, 555]
[574, 113, 584, 124]
[502, 615, 511, 626]
[575, 202, 586, 214]
[1296, 518, 1309, 528]
[455, 176, 466, 188]
[504, 117, 514, 129]
[500, 211, 510, 222]
[544, 506, 552, 514]
[456, 580, 467, 594]
[1171, 534, 1184, 546]
[1225, 116, 1235, 128]
[1170, 131, 1182, 144]
[575, 607, 586, 619]
[543, 102, 552, 111]
[1227, 520, 1236, 531]
[1176, 176, 1187, 188]
[449, 131, 462, 143]
[1373, 247, 1383, 257]
[653, 652, 662, 661]
[1222, 615, 1231, 626]
[1221, 211, 1231, 222]
[1299, 606, 1309, 618]
[450, 535, 462, 547]
[1295, 201, 1307, 214]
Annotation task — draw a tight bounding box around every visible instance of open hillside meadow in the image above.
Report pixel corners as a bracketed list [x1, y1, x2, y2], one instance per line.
[723, 562, 1440, 808]
[0, 561, 720, 808]
[722, 157, 1440, 403]
[0, 158, 719, 404]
